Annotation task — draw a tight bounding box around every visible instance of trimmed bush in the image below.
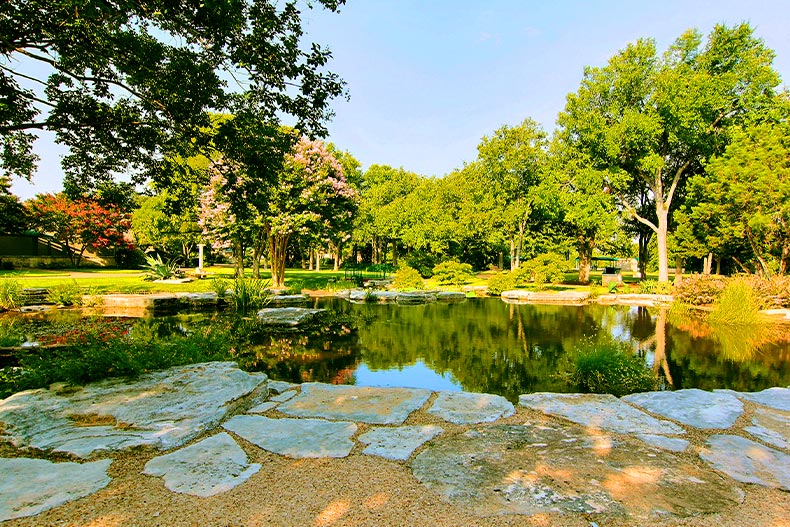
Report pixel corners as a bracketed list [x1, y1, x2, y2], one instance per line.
[518, 253, 567, 290]
[432, 261, 474, 287]
[392, 266, 425, 291]
[487, 271, 517, 296]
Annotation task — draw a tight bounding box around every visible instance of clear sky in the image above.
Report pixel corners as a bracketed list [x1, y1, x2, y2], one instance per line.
[10, 0, 790, 199]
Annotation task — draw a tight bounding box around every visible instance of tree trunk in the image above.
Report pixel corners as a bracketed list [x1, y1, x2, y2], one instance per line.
[577, 239, 593, 284]
[674, 256, 684, 285]
[515, 223, 525, 270]
[637, 231, 651, 279]
[656, 204, 669, 283]
[498, 251, 504, 271]
[269, 233, 290, 288]
[392, 242, 398, 267]
[653, 308, 674, 387]
[510, 237, 516, 271]
[315, 248, 321, 272]
[232, 241, 244, 278]
[333, 242, 341, 272]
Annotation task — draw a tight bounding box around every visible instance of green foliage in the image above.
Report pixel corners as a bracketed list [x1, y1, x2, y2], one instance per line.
[285, 279, 305, 295]
[432, 261, 474, 287]
[0, 318, 24, 347]
[748, 275, 790, 308]
[674, 274, 728, 305]
[211, 278, 231, 300]
[406, 251, 437, 278]
[46, 281, 83, 306]
[569, 340, 657, 396]
[0, 278, 22, 310]
[708, 278, 763, 325]
[639, 279, 658, 294]
[143, 253, 183, 281]
[518, 253, 567, 290]
[486, 271, 517, 296]
[391, 266, 425, 291]
[229, 278, 271, 312]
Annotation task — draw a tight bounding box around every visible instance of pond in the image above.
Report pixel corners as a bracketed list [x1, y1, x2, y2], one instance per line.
[3, 298, 790, 402]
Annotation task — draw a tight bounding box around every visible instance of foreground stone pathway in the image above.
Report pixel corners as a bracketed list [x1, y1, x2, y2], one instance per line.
[0, 363, 789, 524]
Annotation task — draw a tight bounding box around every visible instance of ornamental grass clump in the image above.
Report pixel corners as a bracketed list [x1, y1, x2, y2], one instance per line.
[46, 281, 84, 306]
[0, 278, 21, 311]
[570, 340, 657, 396]
[229, 278, 271, 312]
[708, 277, 764, 326]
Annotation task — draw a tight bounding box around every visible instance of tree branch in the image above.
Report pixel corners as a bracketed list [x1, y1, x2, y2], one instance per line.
[0, 64, 49, 86]
[665, 159, 691, 210]
[0, 122, 47, 132]
[621, 199, 658, 233]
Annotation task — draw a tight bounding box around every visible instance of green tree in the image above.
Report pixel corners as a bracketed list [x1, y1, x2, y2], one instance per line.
[132, 193, 200, 265]
[0, 177, 28, 234]
[1, 0, 346, 187]
[558, 24, 780, 282]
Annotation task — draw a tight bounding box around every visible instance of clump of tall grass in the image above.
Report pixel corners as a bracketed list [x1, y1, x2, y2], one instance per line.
[569, 339, 657, 396]
[229, 277, 271, 312]
[0, 278, 21, 311]
[46, 281, 84, 306]
[708, 278, 764, 326]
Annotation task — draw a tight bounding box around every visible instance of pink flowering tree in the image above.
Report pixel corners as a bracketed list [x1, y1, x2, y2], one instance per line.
[266, 137, 357, 287]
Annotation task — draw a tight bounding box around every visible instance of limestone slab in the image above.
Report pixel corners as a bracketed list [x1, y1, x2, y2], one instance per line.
[700, 435, 790, 490]
[428, 391, 515, 424]
[358, 425, 443, 461]
[411, 424, 741, 518]
[744, 407, 790, 451]
[436, 291, 467, 302]
[268, 294, 309, 306]
[278, 383, 431, 425]
[267, 380, 298, 394]
[623, 389, 743, 429]
[717, 387, 790, 412]
[143, 432, 260, 497]
[257, 307, 325, 327]
[0, 362, 266, 458]
[270, 390, 297, 403]
[348, 290, 398, 302]
[0, 457, 112, 522]
[519, 393, 684, 436]
[247, 401, 279, 414]
[636, 434, 690, 452]
[224, 415, 356, 458]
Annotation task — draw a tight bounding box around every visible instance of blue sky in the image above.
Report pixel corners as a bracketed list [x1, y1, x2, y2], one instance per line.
[10, 0, 790, 199]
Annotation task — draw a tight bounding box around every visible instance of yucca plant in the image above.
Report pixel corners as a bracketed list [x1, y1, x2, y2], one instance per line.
[142, 253, 183, 281]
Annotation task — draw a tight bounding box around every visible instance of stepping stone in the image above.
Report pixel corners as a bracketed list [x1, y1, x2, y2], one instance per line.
[247, 401, 279, 414]
[257, 307, 325, 326]
[700, 435, 790, 490]
[744, 407, 790, 450]
[143, 433, 261, 497]
[268, 380, 298, 394]
[270, 390, 297, 403]
[278, 383, 431, 425]
[0, 457, 112, 522]
[623, 389, 743, 429]
[411, 424, 741, 518]
[0, 362, 266, 458]
[717, 387, 790, 411]
[519, 393, 684, 436]
[224, 415, 357, 458]
[428, 392, 515, 424]
[358, 425, 443, 461]
[436, 291, 466, 302]
[636, 434, 689, 452]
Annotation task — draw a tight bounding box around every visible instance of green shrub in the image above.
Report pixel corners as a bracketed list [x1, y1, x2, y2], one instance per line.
[518, 253, 566, 290]
[432, 261, 474, 287]
[0, 278, 22, 311]
[673, 274, 727, 305]
[285, 279, 305, 295]
[638, 279, 657, 294]
[392, 266, 425, 291]
[570, 340, 657, 396]
[211, 278, 230, 299]
[229, 278, 271, 312]
[142, 253, 183, 280]
[46, 281, 84, 306]
[487, 271, 517, 296]
[0, 319, 24, 347]
[406, 251, 436, 278]
[747, 275, 790, 308]
[708, 277, 763, 326]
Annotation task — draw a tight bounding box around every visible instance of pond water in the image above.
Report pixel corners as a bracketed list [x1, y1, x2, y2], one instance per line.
[4, 298, 790, 402]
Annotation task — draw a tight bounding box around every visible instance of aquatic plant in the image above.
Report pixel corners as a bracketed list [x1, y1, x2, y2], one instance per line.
[46, 281, 83, 306]
[569, 340, 657, 396]
[708, 277, 763, 326]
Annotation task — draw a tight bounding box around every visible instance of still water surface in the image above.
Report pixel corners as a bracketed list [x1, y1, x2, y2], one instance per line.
[237, 298, 790, 401]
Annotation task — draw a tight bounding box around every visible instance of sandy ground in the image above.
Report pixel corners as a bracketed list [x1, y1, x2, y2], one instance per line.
[3, 404, 790, 527]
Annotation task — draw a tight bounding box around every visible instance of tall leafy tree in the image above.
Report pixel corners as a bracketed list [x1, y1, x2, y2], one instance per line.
[558, 24, 779, 282]
[132, 193, 201, 264]
[1, 0, 346, 188]
[0, 176, 28, 234]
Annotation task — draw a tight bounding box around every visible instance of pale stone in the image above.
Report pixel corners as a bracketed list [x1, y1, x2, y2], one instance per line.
[278, 383, 431, 425]
[0, 362, 266, 458]
[247, 401, 278, 414]
[701, 435, 790, 490]
[0, 458, 112, 522]
[411, 424, 741, 518]
[744, 407, 790, 450]
[717, 387, 790, 412]
[519, 393, 684, 436]
[436, 291, 467, 302]
[358, 425, 443, 461]
[396, 292, 437, 304]
[623, 389, 743, 429]
[428, 391, 515, 424]
[268, 294, 309, 306]
[348, 290, 398, 302]
[270, 390, 297, 403]
[257, 307, 325, 326]
[501, 290, 589, 305]
[267, 380, 298, 394]
[143, 433, 260, 497]
[636, 434, 690, 452]
[223, 415, 356, 458]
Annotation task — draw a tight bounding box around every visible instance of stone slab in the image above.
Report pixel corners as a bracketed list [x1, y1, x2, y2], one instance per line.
[436, 291, 467, 302]
[0, 457, 112, 522]
[257, 307, 325, 327]
[358, 425, 443, 461]
[636, 434, 690, 452]
[744, 406, 790, 450]
[700, 434, 790, 490]
[623, 389, 743, 429]
[501, 290, 590, 305]
[278, 383, 431, 425]
[143, 432, 261, 497]
[247, 401, 279, 414]
[270, 390, 297, 403]
[0, 362, 266, 458]
[428, 391, 515, 424]
[224, 415, 357, 458]
[267, 380, 298, 394]
[396, 292, 437, 304]
[519, 393, 684, 436]
[411, 424, 741, 518]
[268, 294, 309, 306]
[348, 290, 399, 302]
[717, 387, 790, 411]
